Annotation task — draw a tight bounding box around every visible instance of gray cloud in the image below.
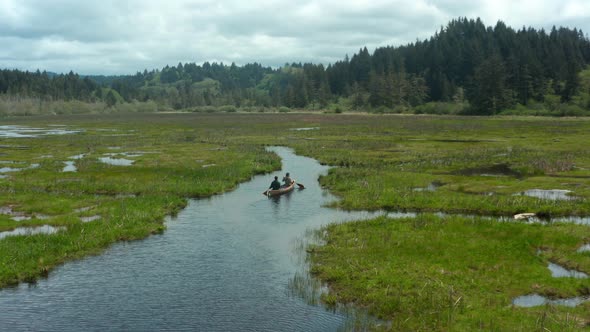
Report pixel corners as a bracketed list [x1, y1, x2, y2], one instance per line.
[0, 0, 588, 74]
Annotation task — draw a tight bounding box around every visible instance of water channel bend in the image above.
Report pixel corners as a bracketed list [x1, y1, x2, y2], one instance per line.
[0, 146, 383, 331]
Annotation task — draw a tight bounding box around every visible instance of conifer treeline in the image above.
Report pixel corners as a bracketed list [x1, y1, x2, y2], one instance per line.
[1, 18, 590, 115]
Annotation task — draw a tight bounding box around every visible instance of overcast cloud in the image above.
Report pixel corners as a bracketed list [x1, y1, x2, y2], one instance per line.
[1, 0, 589, 75]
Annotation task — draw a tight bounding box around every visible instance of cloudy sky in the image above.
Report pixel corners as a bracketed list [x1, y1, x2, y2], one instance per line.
[1, 0, 590, 75]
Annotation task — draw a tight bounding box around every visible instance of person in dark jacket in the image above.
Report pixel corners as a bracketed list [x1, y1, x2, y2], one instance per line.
[269, 176, 281, 190]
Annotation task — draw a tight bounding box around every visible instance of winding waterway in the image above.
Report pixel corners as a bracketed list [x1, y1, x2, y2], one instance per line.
[0, 147, 382, 331]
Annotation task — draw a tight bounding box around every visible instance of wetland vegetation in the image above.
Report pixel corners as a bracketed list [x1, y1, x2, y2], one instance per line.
[1, 112, 590, 330]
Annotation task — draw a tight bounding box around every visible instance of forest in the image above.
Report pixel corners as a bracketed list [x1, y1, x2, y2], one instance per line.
[1, 18, 590, 116]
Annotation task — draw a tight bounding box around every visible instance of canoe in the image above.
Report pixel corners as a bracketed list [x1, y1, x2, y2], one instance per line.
[264, 181, 295, 197]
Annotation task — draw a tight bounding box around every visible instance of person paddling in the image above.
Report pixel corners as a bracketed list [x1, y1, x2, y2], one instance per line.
[269, 176, 281, 190]
[282, 172, 294, 187]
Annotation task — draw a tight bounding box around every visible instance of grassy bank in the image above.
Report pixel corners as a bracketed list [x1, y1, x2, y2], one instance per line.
[309, 215, 590, 330]
[0, 113, 281, 287]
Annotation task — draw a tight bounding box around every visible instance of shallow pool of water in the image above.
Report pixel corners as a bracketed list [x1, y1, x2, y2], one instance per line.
[518, 189, 576, 201]
[0, 166, 23, 173]
[578, 244, 590, 253]
[513, 294, 589, 307]
[0, 125, 80, 138]
[69, 154, 86, 160]
[548, 262, 588, 278]
[99, 157, 134, 166]
[0, 163, 39, 174]
[413, 182, 442, 192]
[104, 152, 144, 158]
[290, 127, 320, 131]
[80, 216, 101, 223]
[62, 161, 77, 172]
[0, 225, 64, 240]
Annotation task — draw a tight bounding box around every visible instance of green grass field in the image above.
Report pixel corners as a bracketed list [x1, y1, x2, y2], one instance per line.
[1, 113, 589, 330]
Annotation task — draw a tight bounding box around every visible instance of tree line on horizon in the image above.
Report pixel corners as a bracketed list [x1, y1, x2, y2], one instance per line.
[1, 17, 590, 116]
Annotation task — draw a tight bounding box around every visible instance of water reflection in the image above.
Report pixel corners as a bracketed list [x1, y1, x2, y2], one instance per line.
[62, 161, 76, 172]
[0, 163, 39, 174]
[0, 125, 80, 138]
[80, 216, 101, 223]
[99, 157, 134, 166]
[513, 294, 590, 307]
[0, 225, 64, 240]
[517, 189, 577, 201]
[290, 127, 320, 131]
[548, 262, 588, 278]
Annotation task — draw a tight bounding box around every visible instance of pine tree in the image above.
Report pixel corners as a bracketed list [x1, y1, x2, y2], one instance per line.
[469, 55, 514, 114]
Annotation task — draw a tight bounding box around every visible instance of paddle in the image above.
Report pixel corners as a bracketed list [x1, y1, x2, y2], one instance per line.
[296, 182, 305, 189]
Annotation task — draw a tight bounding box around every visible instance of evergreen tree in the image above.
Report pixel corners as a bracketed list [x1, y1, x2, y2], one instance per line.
[469, 55, 514, 114]
[105, 90, 118, 107]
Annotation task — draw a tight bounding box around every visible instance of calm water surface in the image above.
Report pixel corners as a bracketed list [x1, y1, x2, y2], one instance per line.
[0, 147, 381, 331]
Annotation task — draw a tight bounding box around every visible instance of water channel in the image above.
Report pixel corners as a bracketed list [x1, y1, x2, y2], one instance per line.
[0, 147, 383, 331]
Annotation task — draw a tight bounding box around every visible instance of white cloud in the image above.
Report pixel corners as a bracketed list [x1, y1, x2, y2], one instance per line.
[0, 0, 588, 74]
[561, 0, 590, 18]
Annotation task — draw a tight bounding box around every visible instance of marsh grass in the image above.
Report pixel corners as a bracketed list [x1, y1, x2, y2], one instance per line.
[310, 215, 590, 330]
[0, 113, 281, 287]
[283, 115, 590, 217]
[1, 113, 590, 330]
